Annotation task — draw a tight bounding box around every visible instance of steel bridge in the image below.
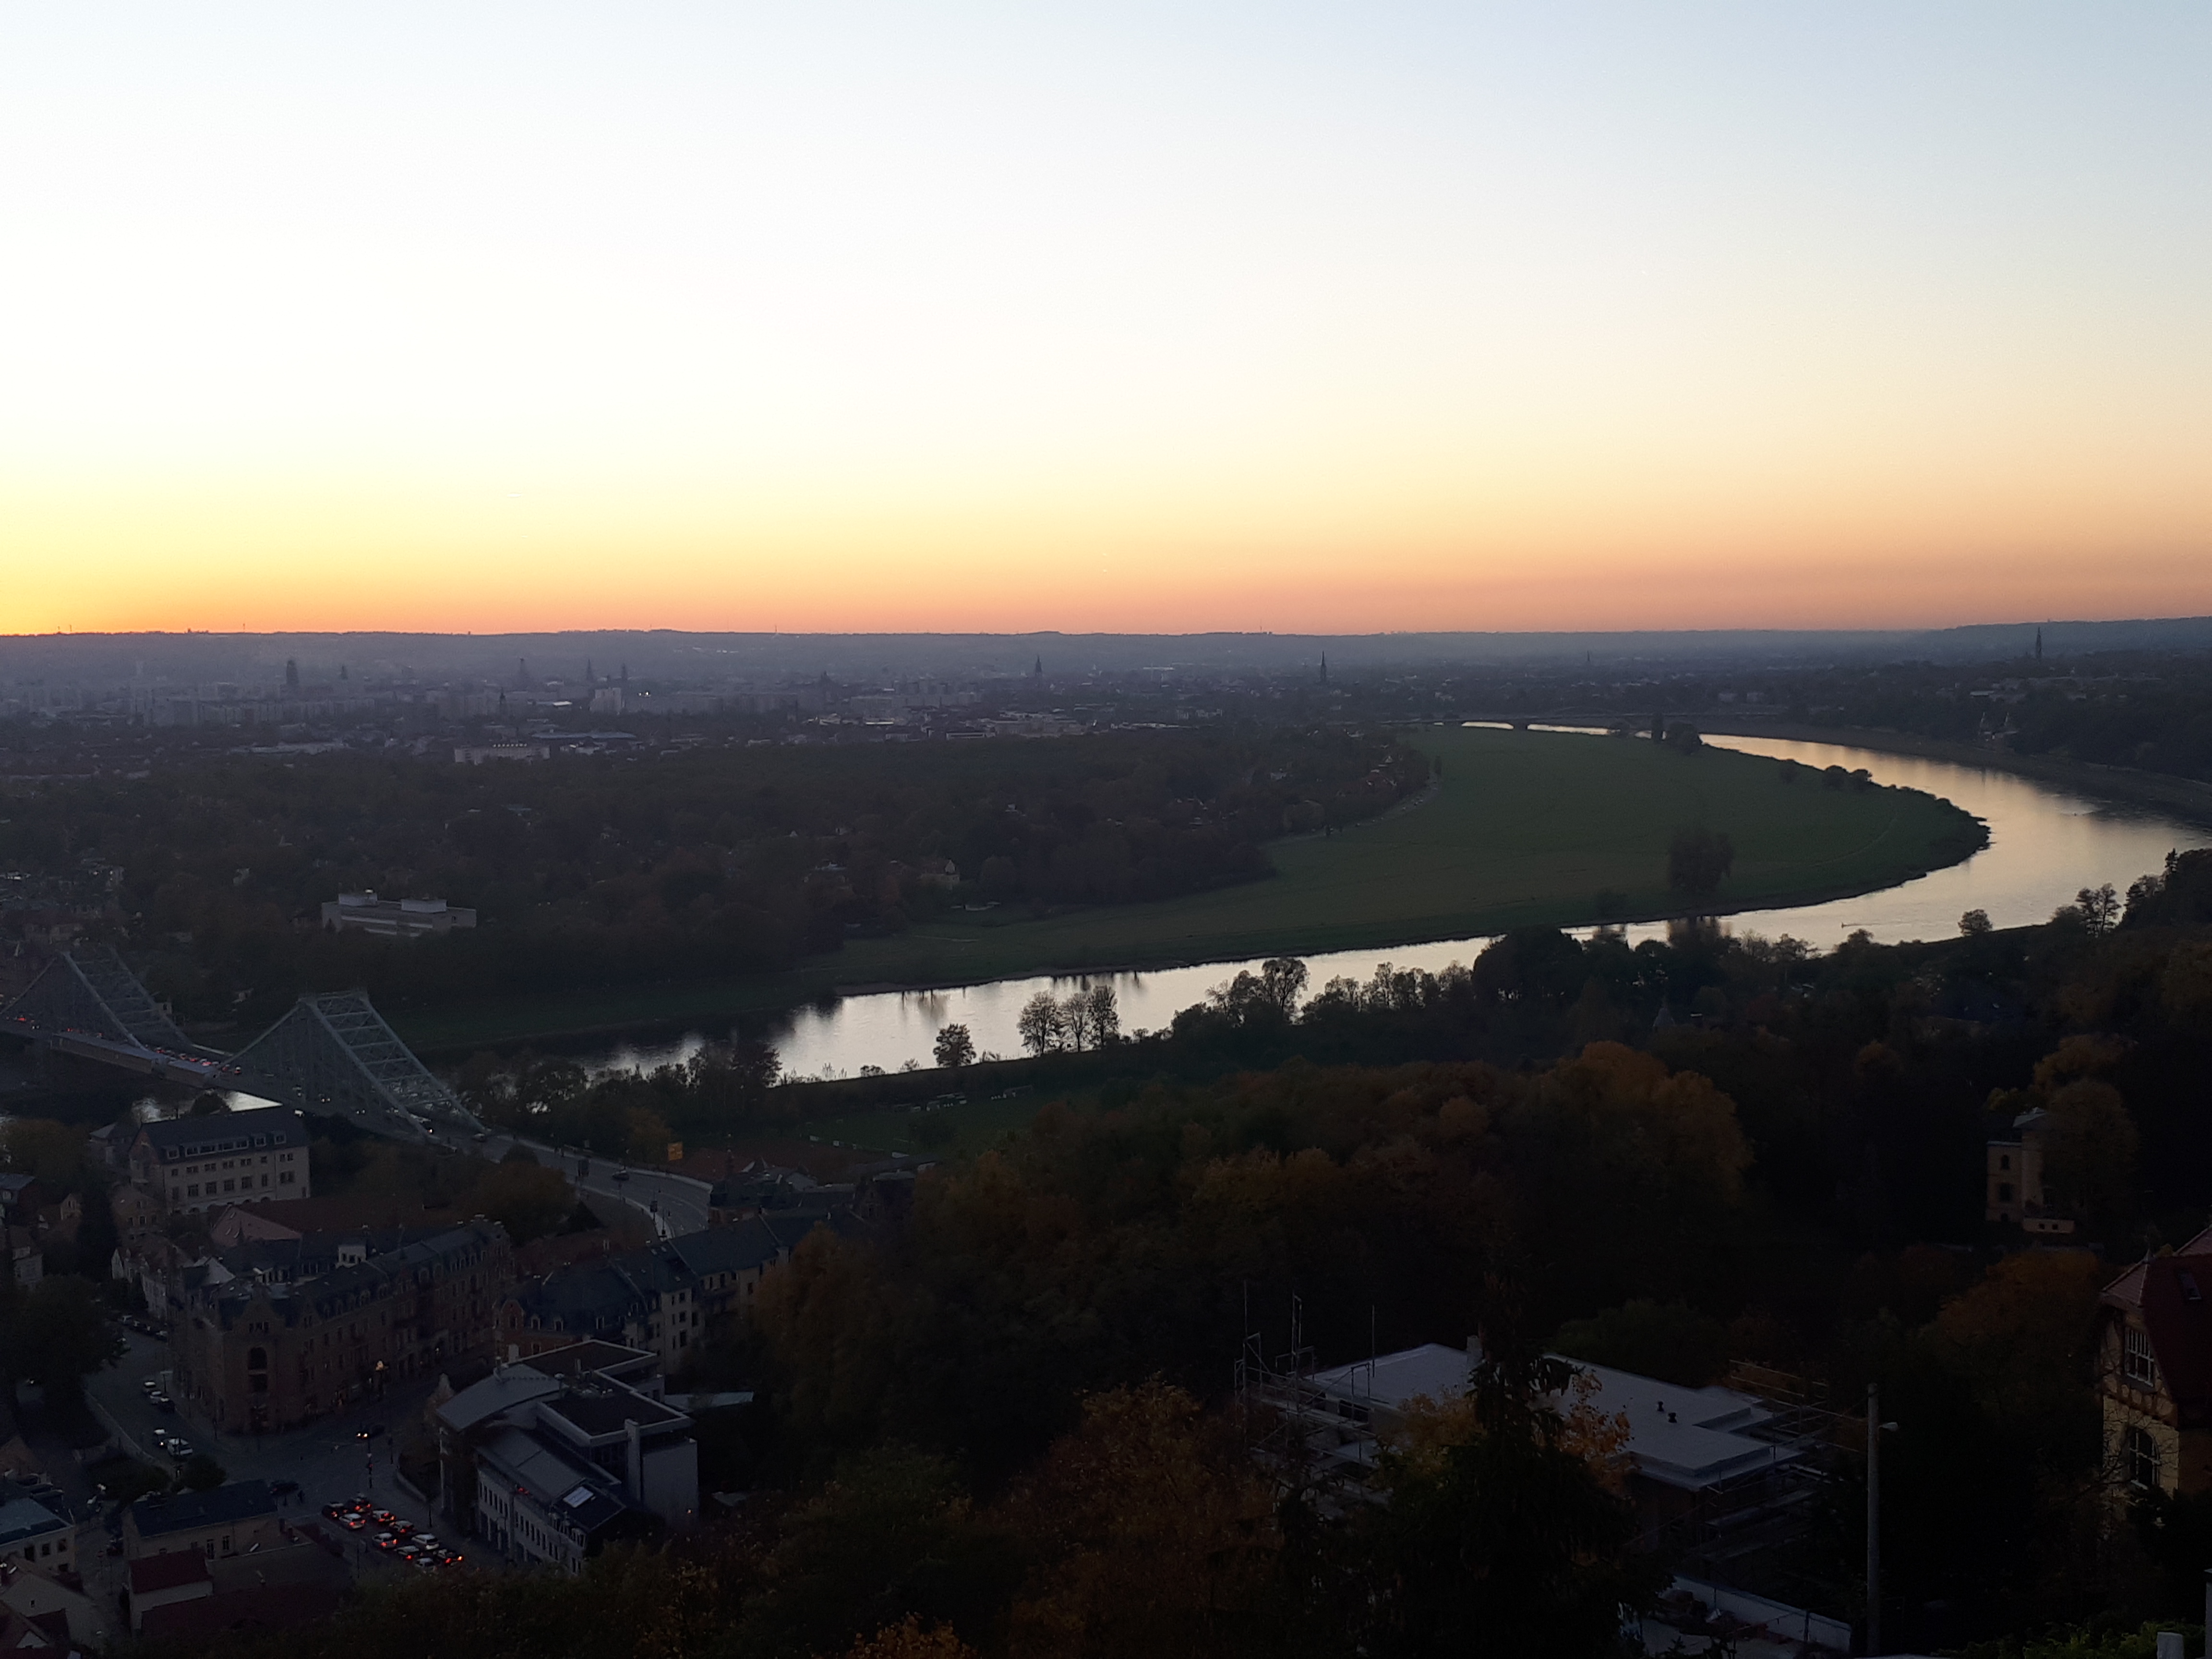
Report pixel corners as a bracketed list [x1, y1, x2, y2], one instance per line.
[0, 946, 481, 1142]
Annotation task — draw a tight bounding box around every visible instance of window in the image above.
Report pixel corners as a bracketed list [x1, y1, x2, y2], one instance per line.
[1996, 1183, 2013, 1203]
[2182, 1270, 2203, 1304]
[2128, 1424, 2163, 1490]
[2125, 1325, 2159, 1388]
[1999, 1153, 2011, 1171]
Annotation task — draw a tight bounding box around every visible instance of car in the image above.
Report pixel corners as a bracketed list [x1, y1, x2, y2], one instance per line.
[409, 1551, 440, 1570]
[154, 1394, 175, 1413]
[357, 1424, 386, 1442]
[271, 1479, 300, 1497]
[388, 1520, 415, 1538]
[413, 1535, 441, 1552]
[341, 1515, 369, 1532]
[371, 1508, 397, 1527]
[165, 1441, 195, 1461]
[439, 1552, 466, 1568]
[373, 1532, 399, 1551]
[140, 1376, 160, 1393]
[323, 1503, 349, 1520]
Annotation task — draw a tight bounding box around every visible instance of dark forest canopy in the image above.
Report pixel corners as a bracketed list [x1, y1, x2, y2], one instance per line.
[0, 727, 1424, 1022]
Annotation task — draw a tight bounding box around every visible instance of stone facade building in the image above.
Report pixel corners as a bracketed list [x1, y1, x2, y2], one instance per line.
[172, 1220, 513, 1433]
[2096, 1226, 2212, 1498]
[128, 1108, 311, 1216]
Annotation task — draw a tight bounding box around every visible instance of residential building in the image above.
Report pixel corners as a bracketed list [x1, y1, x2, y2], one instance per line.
[495, 1217, 808, 1369]
[1987, 1107, 2074, 1234]
[0, 1553, 109, 1648]
[433, 1346, 698, 1571]
[0, 1482, 75, 1577]
[319, 890, 477, 938]
[4, 1227, 37, 1289]
[172, 1220, 513, 1432]
[2098, 1229, 2212, 1498]
[121, 1481, 282, 1564]
[128, 1107, 311, 1216]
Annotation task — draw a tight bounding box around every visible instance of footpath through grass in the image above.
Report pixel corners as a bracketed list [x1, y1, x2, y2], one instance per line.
[398, 726, 1981, 1051]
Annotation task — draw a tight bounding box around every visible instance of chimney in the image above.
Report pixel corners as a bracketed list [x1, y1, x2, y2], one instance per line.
[625, 1418, 643, 1498]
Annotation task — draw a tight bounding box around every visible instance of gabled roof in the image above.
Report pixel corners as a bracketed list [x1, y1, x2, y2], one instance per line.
[130, 1551, 214, 1594]
[2106, 1232, 2212, 1414]
[664, 1219, 785, 1279]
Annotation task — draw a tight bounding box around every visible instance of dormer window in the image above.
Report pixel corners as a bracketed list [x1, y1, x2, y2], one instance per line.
[2125, 1324, 2159, 1388]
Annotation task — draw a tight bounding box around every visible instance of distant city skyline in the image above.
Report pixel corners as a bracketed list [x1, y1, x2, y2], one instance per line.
[3, 3, 2206, 635]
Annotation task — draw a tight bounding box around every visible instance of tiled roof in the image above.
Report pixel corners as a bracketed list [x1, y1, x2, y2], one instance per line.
[2107, 1232, 2212, 1416]
[135, 1109, 305, 1159]
[129, 1551, 213, 1594]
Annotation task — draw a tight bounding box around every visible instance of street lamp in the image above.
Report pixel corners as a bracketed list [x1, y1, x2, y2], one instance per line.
[1868, 1383, 1899, 1657]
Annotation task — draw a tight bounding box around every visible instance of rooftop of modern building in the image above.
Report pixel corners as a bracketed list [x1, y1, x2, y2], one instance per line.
[433, 1364, 563, 1435]
[539, 1385, 689, 1442]
[476, 1429, 637, 1537]
[1310, 1343, 1800, 1494]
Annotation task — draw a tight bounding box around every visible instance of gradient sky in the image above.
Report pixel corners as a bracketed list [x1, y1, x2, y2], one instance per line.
[3, 3, 2207, 636]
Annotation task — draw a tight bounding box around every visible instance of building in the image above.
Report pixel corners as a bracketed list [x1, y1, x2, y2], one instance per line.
[0, 1551, 110, 1648]
[126, 1552, 213, 1633]
[171, 1219, 513, 1433]
[0, 1481, 75, 1578]
[4, 1227, 37, 1289]
[2098, 1230, 2212, 1498]
[319, 890, 478, 938]
[1987, 1106, 2074, 1234]
[453, 743, 549, 765]
[495, 1218, 808, 1370]
[128, 1107, 311, 1216]
[433, 1346, 698, 1572]
[122, 1481, 282, 1564]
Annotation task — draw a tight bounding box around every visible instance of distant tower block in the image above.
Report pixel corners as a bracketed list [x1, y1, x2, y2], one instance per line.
[284, 658, 300, 692]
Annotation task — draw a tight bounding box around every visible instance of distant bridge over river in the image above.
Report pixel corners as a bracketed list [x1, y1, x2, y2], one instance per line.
[0, 945, 481, 1142]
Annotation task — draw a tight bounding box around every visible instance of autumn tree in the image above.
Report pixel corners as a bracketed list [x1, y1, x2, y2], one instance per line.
[999, 1382, 1278, 1659]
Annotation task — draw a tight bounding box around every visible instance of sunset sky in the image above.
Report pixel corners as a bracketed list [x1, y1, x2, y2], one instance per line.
[2, 3, 2207, 637]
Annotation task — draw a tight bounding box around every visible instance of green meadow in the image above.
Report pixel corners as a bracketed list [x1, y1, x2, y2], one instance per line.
[398, 726, 1981, 1050]
[827, 725, 1984, 987]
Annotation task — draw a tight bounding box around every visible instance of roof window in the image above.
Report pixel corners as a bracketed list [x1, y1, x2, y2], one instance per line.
[2182, 1270, 2202, 1303]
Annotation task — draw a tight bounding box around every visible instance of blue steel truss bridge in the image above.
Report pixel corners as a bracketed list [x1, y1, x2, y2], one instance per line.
[0, 945, 481, 1142]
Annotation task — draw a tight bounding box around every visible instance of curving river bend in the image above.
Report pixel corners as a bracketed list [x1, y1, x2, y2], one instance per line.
[579, 735, 2212, 1082]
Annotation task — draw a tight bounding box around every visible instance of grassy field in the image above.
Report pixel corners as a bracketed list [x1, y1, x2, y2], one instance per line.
[826, 725, 1981, 981]
[397, 727, 1981, 1051]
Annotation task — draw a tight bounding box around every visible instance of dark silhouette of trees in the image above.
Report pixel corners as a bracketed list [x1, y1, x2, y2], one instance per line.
[1667, 826, 1735, 902]
[932, 1023, 976, 1069]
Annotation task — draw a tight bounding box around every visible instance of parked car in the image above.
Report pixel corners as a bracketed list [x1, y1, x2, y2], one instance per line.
[373, 1532, 400, 1552]
[323, 1503, 349, 1520]
[341, 1514, 369, 1532]
[165, 1441, 195, 1461]
[270, 1479, 299, 1497]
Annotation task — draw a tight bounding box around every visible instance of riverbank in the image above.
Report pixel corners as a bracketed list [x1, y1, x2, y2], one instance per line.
[1699, 719, 2212, 830]
[393, 726, 1980, 1056]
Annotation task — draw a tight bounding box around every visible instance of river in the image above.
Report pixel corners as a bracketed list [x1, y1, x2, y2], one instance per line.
[573, 734, 2212, 1082]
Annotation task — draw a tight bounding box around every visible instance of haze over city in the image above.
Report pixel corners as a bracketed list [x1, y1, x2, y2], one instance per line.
[13, 11, 2212, 1659]
[4, 1, 2208, 637]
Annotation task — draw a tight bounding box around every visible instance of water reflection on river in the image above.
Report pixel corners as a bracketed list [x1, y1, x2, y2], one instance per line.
[578, 736, 2212, 1083]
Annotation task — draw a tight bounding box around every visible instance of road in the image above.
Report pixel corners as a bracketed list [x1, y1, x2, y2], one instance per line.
[473, 1131, 712, 1237]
